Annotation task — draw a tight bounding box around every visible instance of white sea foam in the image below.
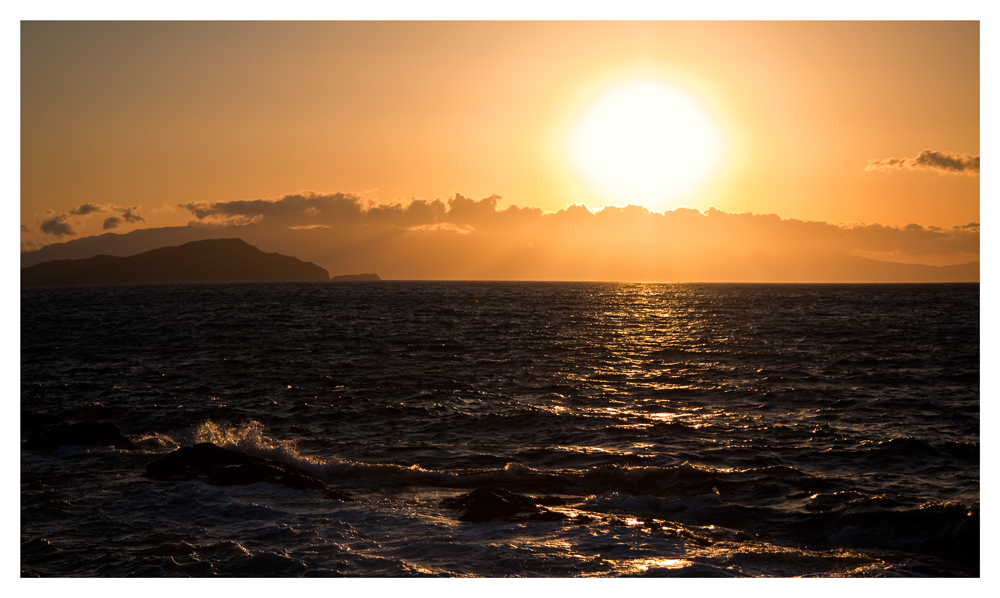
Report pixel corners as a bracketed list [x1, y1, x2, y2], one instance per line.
[194, 420, 323, 468]
[134, 432, 181, 452]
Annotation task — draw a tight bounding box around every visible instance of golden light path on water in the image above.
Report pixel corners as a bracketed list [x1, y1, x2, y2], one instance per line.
[506, 517, 887, 577]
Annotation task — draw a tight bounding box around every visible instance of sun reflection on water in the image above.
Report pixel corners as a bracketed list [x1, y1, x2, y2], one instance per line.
[646, 412, 683, 422]
[629, 557, 691, 572]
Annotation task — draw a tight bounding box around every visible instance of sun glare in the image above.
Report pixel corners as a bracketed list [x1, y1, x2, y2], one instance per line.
[568, 78, 724, 210]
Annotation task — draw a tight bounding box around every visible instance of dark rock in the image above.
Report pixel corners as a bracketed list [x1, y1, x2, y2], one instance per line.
[24, 421, 138, 451]
[78, 401, 122, 420]
[144, 442, 351, 501]
[205, 462, 281, 486]
[21, 411, 62, 433]
[154, 541, 198, 557]
[526, 509, 571, 522]
[534, 495, 567, 506]
[441, 487, 568, 522]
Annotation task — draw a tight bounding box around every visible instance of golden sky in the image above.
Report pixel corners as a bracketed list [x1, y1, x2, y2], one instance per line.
[20, 21, 980, 277]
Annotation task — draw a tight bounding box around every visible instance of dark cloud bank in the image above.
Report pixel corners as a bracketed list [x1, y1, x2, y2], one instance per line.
[866, 150, 980, 175]
[23, 193, 978, 282]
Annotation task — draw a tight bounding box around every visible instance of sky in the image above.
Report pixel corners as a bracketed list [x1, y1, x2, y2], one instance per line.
[19, 20, 981, 277]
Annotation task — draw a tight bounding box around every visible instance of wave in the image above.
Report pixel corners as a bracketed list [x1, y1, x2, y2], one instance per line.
[857, 436, 979, 467]
[193, 420, 324, 468]
[134, 432, 181, 452]
[184, 421, 848, 502]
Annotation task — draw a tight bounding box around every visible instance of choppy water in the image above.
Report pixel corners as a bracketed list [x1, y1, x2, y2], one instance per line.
[21, 282, 979, 577]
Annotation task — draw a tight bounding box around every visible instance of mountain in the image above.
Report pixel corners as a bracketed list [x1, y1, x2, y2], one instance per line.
[330, 273, 381, 281]
[21, 223, 979, 283]
[20, 226, 247, 268]
[21, 238, 329, 287]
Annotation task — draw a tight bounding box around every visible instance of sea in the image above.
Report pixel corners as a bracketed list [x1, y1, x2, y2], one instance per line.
[20, 282, 980, 577]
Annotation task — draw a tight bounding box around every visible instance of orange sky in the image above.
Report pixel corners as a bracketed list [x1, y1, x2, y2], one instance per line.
[20, 21, 980, 273]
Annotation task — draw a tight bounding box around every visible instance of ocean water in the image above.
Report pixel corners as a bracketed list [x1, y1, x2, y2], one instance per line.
[20, 282, 979, 577]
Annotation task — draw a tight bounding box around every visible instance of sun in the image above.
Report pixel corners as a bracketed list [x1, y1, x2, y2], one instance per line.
[568, 77, 724, 210]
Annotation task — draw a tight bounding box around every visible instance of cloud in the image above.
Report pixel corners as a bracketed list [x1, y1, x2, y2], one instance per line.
[25, 191, 980, 279]
[39, 214, 75, 237]
[38, 204, 147, 235]
[119, 206, 145, 223]
[182, 192, 447, 228]
[70, 203, 105, 215]
[180, 191, 549, 231]
[103, 206, 146, 229]
[179, 192, 978, 266]
[408, 223, 474, 234]
[865, 150, 979, 175]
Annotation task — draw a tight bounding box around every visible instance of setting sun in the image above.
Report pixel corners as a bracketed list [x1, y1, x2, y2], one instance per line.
[18, 20, 981, 580]
[568, 78, 724, 210]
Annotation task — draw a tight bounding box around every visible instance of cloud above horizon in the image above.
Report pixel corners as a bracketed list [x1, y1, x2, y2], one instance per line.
[40, 204, 146, 235]
[39, 213, 75, 237]
[23, 191, 979, 279]
[179, 192, 979, 262]
[180, 192, 529, 230]
[70, 203, 104, 216]
[104, 207, 145, 229]
[865, 150, 979, 175]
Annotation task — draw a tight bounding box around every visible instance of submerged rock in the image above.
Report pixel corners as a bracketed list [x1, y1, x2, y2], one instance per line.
[441, 487, 568, 522]
[143, 442, 351, 501]
[21, 411, 62, 434]
[25, 421, 138, 451]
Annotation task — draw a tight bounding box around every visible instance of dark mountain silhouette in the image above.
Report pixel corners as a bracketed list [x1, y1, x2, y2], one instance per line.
[20, 225, 242, 267]
[330, 273, 381, 281]
[21, 238, 329, 287]
[20, 222, 979, 283]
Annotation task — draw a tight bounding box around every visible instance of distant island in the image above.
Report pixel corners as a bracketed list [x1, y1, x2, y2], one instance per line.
[330, 273, 381, 281]
[21, 238, 329, 287]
